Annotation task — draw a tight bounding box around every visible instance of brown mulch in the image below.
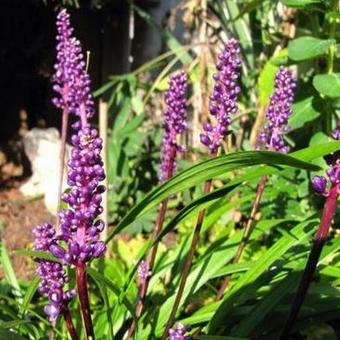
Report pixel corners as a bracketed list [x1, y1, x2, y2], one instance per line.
[0, 179, 56, 280]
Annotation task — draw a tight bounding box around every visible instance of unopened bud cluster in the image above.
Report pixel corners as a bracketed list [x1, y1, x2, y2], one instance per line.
[52, 9, 95, 119]
[159, 71, 188, 182]
[200, 39, 241, 153]
[257, 67, 296, 153]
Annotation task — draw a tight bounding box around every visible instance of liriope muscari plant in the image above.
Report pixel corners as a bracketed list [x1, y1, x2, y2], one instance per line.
[162, 38, 242, 339]
[128, 71, 188, 338]
[33, 9, 106, 340]
[281, 121, 340, 339]
[216, 66, 296, 300]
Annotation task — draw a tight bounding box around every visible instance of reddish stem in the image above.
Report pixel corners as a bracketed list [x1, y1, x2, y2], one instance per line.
[49, 327, 55, 340]
[161, 178, 213, 340]
[127, 198, 170, 338]
[62, 306, 80, 340]
[215, 175, 268, 300]
[280, 183, 339, 339]
[76, 262, 95, 340]
[128, 146, 177, 338]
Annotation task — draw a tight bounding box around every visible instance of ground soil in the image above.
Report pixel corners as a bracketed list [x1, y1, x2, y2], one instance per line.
[0, 179, 56, 280]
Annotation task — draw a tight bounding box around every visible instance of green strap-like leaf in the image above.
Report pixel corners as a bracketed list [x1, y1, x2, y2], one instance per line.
[207, 219, 318, 334]
[106, 150, 322, 242]
[87, 268, 136, 320]
[1, 243, 22, 303]
[19, 276, 39, 317]
[231, 236, 340, 336]
[154, 184, 239, 244]
[88, 269, 114, 340]
[14, 249, 60, 263]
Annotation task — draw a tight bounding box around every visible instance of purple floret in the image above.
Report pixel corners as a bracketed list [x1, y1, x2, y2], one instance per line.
[137, 260, 151, 280]
[257, 67, 296, 153]
[33, 223, 76, 323]
[169, 322, 192, 340]
[311, 176, 327, 195]
[200, 39, 241, 153]
[159, 71, 188, 182]
[52, 9, 95, 120]
[312, 120, 340, 195]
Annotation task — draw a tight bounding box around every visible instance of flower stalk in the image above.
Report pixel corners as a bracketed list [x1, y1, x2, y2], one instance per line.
[76, 262, 94, 339]
[128, 71, 188, 338]
[127, 197, 170, 338]
[162, 39, 241, 338]
[62, 306, 79, 340]
[215, 175, 268, 300]
[216, 66, 296, 300]
[162, 179, 213, 340]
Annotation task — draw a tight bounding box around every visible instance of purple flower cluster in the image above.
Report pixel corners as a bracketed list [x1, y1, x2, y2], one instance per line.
[33, 223, 76, 323]
[52, 9, 95, 120]
[51, 125, 106, 264]
[169, 323, 192, 340]
[137, 260, 151, 280]
[159, 71, 188, 182]
[257, 67, 296, 153]
[200, 39, 241, 154]
[312, 121, 340, 195]
[33, 9, 107, 323]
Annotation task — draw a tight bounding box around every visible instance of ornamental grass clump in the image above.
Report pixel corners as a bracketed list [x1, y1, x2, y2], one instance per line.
[281, 121, 340, 339]
[162, 39, 241, 338]
[216, 66, 296, 300]
[33, 9, 105, 340]
[128, 71, 188, 338]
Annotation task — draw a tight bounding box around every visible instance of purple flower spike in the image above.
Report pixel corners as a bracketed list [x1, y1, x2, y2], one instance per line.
[169, 322, 192, 340]
[159, 71, 188, 182]
[257, 67, 296, 153]
[200, 39, 241, 153]
[53, 9, 95, 120]
[57, 125, 106, 264]
[33, 224, 76, 323]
